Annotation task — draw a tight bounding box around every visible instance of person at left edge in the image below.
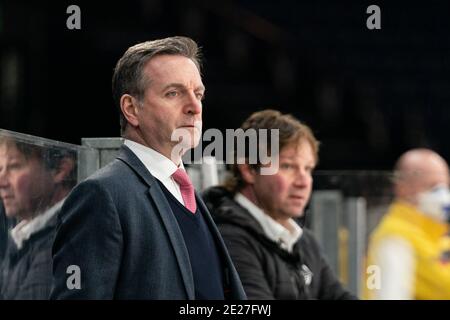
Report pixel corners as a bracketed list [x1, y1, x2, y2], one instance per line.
[0, 136, 76, 299]
[50, 36, 246, 300]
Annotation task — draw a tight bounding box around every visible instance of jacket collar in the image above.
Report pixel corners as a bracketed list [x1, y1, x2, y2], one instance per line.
[123, 139, 182, 182]
[116, 144, 160, 188]
[234, 192, 302, 253]
[10, 199, 63, 250]
[204, 186, 303, 261]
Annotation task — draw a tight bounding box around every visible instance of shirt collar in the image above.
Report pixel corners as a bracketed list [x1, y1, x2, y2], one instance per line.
[124, 139, 184, 181]
[235, 192, 303, 252]
[11, 198, 64, 250]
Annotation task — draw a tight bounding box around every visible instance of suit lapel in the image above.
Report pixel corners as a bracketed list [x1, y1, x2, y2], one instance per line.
[196, 192, 230, 258]
[149, 187, 195, 299]
[196, 192, 223, 246]
[117, 145, 195, 299]
[196, 192, 245, 298]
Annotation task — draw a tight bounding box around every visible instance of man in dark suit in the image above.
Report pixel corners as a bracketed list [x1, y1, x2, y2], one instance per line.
[51, 36, 246, 299]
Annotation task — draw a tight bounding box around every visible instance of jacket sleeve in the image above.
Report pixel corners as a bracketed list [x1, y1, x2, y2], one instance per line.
[218, 224, 276, 299]
[50, 180, 123, 299]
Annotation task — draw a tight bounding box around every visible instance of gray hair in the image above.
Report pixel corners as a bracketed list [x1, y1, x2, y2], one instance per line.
[112, 36, 202, 135]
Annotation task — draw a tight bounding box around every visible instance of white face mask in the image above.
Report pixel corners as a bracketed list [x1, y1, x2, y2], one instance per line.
[417, 185, 450, 222]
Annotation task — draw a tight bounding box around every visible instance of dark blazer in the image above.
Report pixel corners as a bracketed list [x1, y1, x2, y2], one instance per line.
[51, 145, 246, 300]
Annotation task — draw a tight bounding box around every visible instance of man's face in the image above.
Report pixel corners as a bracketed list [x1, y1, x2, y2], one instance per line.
[252, 141, 316, 220]
[0, 143, 54, 220]
[135, 54, 204, 161]
[396, 153, 450, 205]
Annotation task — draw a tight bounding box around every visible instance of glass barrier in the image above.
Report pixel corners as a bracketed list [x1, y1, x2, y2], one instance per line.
[308, 171, 394, 298]
[0, 129, 97, 270]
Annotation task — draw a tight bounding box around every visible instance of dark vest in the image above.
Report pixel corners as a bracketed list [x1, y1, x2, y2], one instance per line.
[157, 181, 224, 299]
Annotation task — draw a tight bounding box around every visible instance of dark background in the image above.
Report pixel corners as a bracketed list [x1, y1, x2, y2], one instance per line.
[1, 0, 449, 170]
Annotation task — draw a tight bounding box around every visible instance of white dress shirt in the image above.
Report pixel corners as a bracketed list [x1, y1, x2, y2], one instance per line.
[124, 139, 186, 206]
[235, 192, 303, 253]
[371, 237, 415, 300]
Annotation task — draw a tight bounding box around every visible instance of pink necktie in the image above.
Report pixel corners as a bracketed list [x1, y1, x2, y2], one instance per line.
[172, 168, 197, 214]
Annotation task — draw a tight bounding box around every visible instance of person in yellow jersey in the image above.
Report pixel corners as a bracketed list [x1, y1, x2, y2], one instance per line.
[366, 148, 450, 299]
